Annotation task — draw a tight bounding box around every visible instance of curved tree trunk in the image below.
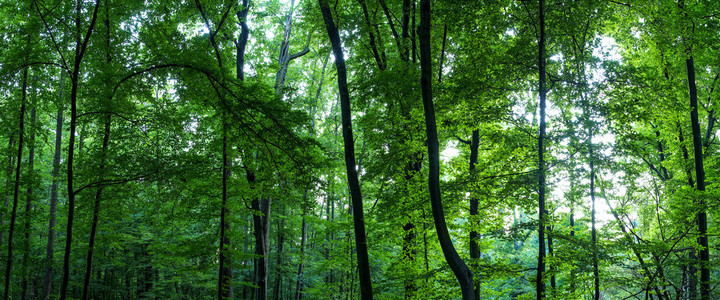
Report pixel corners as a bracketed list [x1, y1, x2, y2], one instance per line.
[318, 1, 374, 298]
[418, 1, 474, 298]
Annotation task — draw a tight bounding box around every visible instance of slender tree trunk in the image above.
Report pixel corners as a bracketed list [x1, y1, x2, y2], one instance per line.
[411, 0, 416, 63]
[83, 9, 113, 297]
[438, 24, 448, 83]
[82, 114, 111, 300]
[251, 193, 271, 300]
[418, 1, 474, 298]
[43, 72, 64, 300]
[402, 219, 416, 298]
[547, 224, 555, 295]
[60, 1, 101, 298]
[236, 3, 250, 298]
[4, 68, 28, 300]
[218, 111, 232, 300]
[294, 213, 307, 300]
[1, 134, 15, 245]
[678, 124, 698, 299]
[685, 56, 709, 300]
[357, 0, 386, 70]
[319, 1, 374, 298]
[21, 84, 37, 300]
[272, 211, 284, 300]
[468, 129, 481, 300]
[536, 0, 547, 298]
[237, 0, 250, 81]
[400, 0, 411, 61]
[569, 170, 576, 295]
[589, 131, 599, 300]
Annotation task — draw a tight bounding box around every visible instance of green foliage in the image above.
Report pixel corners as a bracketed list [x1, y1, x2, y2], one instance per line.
[0, 0, 719, 299]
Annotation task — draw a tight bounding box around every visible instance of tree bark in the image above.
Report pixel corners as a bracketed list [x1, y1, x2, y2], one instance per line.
[251, 193, 271, 300]
[237, 0, 250, 81]
[685, 56, 709, 300]
[468, 129, 481, 300]
[318, 1, 374, 298]
[43, 71, 64, 300]
[536, 0, 547, 298]
[4, 67, 28, 300]
[418, 1, 475, 298]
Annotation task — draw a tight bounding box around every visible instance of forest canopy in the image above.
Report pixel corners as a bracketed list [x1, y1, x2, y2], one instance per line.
[0, 0, 718, 299]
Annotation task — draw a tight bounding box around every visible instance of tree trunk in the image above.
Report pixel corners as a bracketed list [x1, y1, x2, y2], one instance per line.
[418, 1, 474, 298]
[21, 82, 37, 300]
[60, 1, 101, 298]
[589, 131, 599, 300]
[678, 124, 698, 299]
[272, 211, 284, 300]
[4, 67, 28, 300]
[468, 129, 481, 300]
[357, 0, 386, 70]
[1, 134, 15, 245]
[251, 193, 271, 300]
[569, 171, 576, 295]
[547, 224, 555, 295]
[319, 1, 374, 298]
[294, 214, 307, 300]
[685, 56, 709, 300]
[219, 118, 232, 300]
[83, 9, 113, 297]
[536, 0, 547, 298]
[43, 71, 64, 300]
[82, 114, 111, 300]
[274, 0, 308, 93]
[237, 0, 250, 81]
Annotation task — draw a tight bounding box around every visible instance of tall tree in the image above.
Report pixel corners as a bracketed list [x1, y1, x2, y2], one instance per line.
[418, 0, 474, 299]
[536, 0, 548, 298]
[37, 0, 103, 297]
[318, 0, 374, 298]
[3, 67, 28, 300]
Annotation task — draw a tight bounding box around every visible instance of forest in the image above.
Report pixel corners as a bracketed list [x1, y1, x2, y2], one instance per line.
[0, 0, 718, 299]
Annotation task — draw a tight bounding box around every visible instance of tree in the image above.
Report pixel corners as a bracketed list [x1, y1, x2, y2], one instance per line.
[418, 0, 474, 299]
[318, 0, 374, 298]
